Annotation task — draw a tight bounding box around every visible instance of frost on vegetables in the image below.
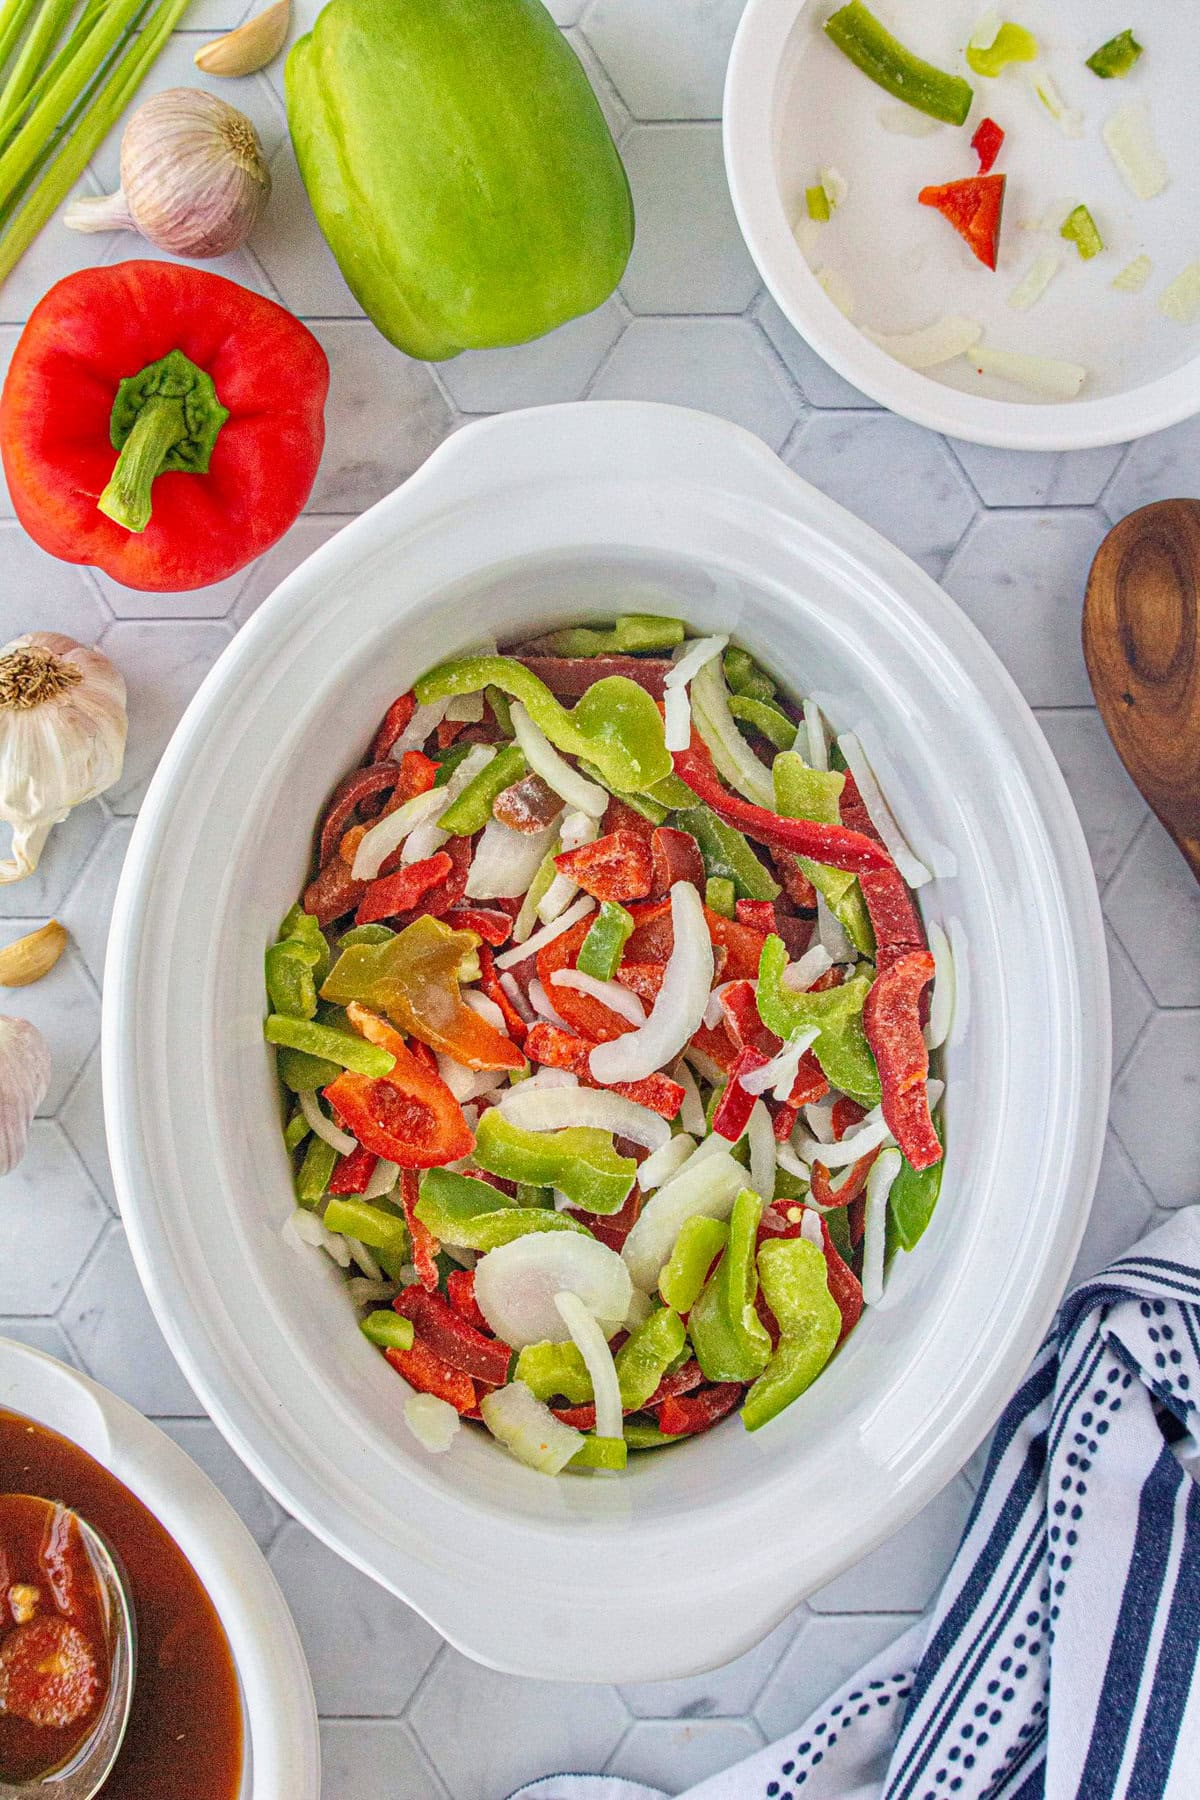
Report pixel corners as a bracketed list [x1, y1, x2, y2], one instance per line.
[267, 618, 953, 1474]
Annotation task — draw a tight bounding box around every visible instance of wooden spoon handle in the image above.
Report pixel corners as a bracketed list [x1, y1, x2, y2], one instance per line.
[1083, 498, 1200, 884]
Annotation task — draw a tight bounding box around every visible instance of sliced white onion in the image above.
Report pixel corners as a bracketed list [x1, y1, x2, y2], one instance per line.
[800, 1208, 824, 1248]
[798, 1113, 896, 1169]
[527, 978, 571, 1029]
[625, 1287, 655, 1331]
[703, 979, 738, 1030]
[862, 1147, 902, 1306]
[299, 1089, 357, 1156]
[637, 1132, 697, 1192]
[783, 944, 832, 992]
[498, 972, 536, 1024]
[589, 883, 713, 1085]
[513, 1067, 579, 1093]
[497, 1083, 670, 1152]
[747, 1099, 776, 1204]
[494, 895, 596, 970]
[363, 1157, 400, 1200]
[621, 1146, 745, 1292]
[690, 655, 775, 807]
[1158, 262, 1200, 325]
[877, 102, 940, 137]
[511, 702, 608, 818]
[666, 634, 728, 692]
[817, 894, 855, 962]
[480, 1382, 582, 1475]
[1103, 99, 1169, 201]
[863, 315, 982, 369]
[393, 742, 499, 870]
[352, 785, 446, 881]
[1007, 250, 1061, 313]
[1029, 72, 1083, 139]
[663, 682, 692, 754]
[674, 1059, 706, 1137]
[346, 1275, 397, 1306]
[463, 990, 509, 1035]
[436, 1053, 506, 1103]
[344, 1235, 383, 1282]
[445, 691, 484, 723]
[924, 921, 955, 1052]
[537, 810, 598, 924]
[555, 1289, 623, 1443]
[969, 345, 1087, 400]
[683, 1042, 725, 1086]
[803, 1099, 836, 1145]
[551, 968, 647, 1026]
[802, 698, 829, 772]
[284, 1206, 352, 1267]
[475, 1232, 633, 1349]
[404, 1392, 460, 1453]
[388, 697, 450, 760]
[967, 8, 1000, 50]
[819, 166, 848, 210]
[740, 1028, 820, 1098]
[465, 817, 559, 902]
[775, 1141, 814, 1192]
[1112, 253, 1153, 293]
[837, 731, 932, 888]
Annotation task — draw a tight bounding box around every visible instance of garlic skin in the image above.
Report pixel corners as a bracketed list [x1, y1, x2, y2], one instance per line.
[0, 1015, 51, 1178]
[0, 634, 126, 884]
[63, 89, 270, 258]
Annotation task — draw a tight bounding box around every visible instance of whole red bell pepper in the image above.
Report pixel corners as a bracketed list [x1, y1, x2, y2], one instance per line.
[0, 262, 328, 593]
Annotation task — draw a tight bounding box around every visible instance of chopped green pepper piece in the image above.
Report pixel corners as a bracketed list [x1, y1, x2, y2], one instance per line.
[280, 905, 331, 985]
[1061, 203, 1104, 261]
[295, 1135, 338, 1205]
[826, 0, 974, 125]
[729, 693, 798, 750]
[570, 1434, 629, 1471]
[438, 744, 526, 835]
[603, 784, 669, 825]
[643, 771, 697, 810]
[414, 656, 672, 794]
[513, 841, 564, 941]
[265, 938, 320, 1020]
[772, 753, 875, 954]
[806, 183, 831, 223]
[264, 1014, 396, 1078]
[742, 1237, 841, 1431]
[530, 615, 685, 657]
[324, 1197, 410, 1253]
[723, 645, 776, 702]
[615, 1306, 687, 1411]
[360, 1310, 415, 1351]
[625, 1420, 687, 1450]
[674, 805, 781, 902]
[825, 1203, 854, 1266]
[338, 924, 396, 949]
[688, 1189, 772, 1383]
[376, 1239, 411, 1282]
[658, 1214, 729, 1313]
[474, 1109, 637, 1215]
[757, 936, 881, 1106]
[515, 1183, 554, 1209]
[705, 876, 736, 919]
[485, 684, 514, 735]
[276, 1045, 343, 1094]
[283, 1109, 309, 1153]
[416, 1166, 592, 1249]
[514, 1340, 594, 1404]
[965, 20, 1038, 77]
[577, 901, 635, 981]
[1086, 29, 1142, 78]
[432, 742, 477, 786]
[887, 1137, 944, 1253]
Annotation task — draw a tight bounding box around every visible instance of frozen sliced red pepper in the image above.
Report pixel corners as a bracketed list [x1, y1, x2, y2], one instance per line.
[391, 833, 472, 928]
[576, 1180, 644, 1253]
[711, 1045, 772, 1141]
[399, 1166, 439, 1292]
[384, 1340, 475, 1412]
[436, 717, 465, 749]
[862, 949, 941, 1170]
[644, 1359, 704, 1410]
[719, 979, 779, 1057]
[832, 1096, 868, 1140]
[735, 898, 776, 935]
[327, 1142, 378, 1194]
[918, 173, 1006, 271]
[477, 943, 529, 1047]
[516, 654, 673, 701]
[394, 1287, 512, 1386]
[971, 116, 1005, 175]
[355, 850, 453, 926]
[810, 1148, 878, 1211]
[524, 1022, 684, 1120]
[772, 850, 818, 911]
[325, 1010, 474, 1170]
[537, 914, 634, 1043]
[789, 1051, 830, 1108]
[318, 762, 403, 866]
[613, 961, 665, 1009]
[656, 1382, 742, 1436]
[551, 1402, 597, 1430]
[444, 906, 513, 946]
[649, 826, 705, 895]
[369, 692, 416, 762]
[396, 749, 438, 801]
[554, 830, 654, 904]
[304, 855, 365, 927]
[446, 1267, 490, 1333]
[602, 794, 658, 842]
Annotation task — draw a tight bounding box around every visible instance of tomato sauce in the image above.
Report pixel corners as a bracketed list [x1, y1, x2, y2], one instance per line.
[0, 1408, 242, 1797]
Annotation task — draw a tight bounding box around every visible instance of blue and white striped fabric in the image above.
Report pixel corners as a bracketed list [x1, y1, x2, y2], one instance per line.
[509, 1208, 1200, 1800]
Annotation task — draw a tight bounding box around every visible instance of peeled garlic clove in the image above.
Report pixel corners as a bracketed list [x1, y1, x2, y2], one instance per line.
[0, 1015, 51, 1177]
[0, 920, 69, 987]
[195, 0, 290, 77]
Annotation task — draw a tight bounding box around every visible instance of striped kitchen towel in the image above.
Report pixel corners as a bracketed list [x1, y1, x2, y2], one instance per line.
[509, 1206, 1200, 1800]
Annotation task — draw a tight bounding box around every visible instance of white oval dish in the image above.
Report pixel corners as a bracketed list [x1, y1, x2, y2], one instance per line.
[0, 1335, 320, 1798]
[104, 401, 1109, 1682]
[724, 0, 1200, 448]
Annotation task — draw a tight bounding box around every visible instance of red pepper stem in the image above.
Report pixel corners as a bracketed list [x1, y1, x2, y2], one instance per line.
[96, 347, 229, 536]
[96, 394, 187, 534]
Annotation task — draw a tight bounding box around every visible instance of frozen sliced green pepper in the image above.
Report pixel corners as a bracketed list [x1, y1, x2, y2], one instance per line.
[742, 1237, 841, 1431]
[338, 923, 396, 949]
[624, 1420, 686, 1449]
[280, 904, 331, 984]
[757, 935, 881, 1106]
[486, 684, 514, 735]
[615, 1306, 687, 1411]
[1086, 29, 1141, 78]
[513, 844, 562, 941]
[283, 1109, 309, 1152]
[432, 742, 476, 786]
[887, 1139, 944, 1253]
[729, 694, 798, 750]
[276, 1045, 343, 1094]
[473, 1109, 636, 1214]
[806, 183, 831, 223]
[531, 615, 685, 656]
[264, 1013, 396, 1078]
[576, 901, 635, 981]
[688, 1189, 772, 1383]
[514, 1339, 594, 1404]
[414, 655, 671, 794]
[826, 0, 974, 125]
[1061, 203, 1104, 261]
[723, 645, 775, 703]
[360, 1310, 415, 1351]
[438, 744, 526, 835]
[965, 21, 1038, 78]
[658, 1214, 729, 1313]
[416, 1165, 591, 1249]
[324, 1196, 410, 1253]
[570, 1434, 628, 1471]
[265, 938, 320, 1020]
[772, 753, 875, 954]
[295, 1135, 338, 1205]
[674, 805, 781, 902]
[705, 876, 736, 918]
[515, 1183, 554, 1209]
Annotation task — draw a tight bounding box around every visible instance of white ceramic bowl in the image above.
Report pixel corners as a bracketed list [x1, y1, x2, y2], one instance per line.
[0, 1336, 319, 1798]
[724, 0, 1200, 449]
[104, 401, 1109, 1683]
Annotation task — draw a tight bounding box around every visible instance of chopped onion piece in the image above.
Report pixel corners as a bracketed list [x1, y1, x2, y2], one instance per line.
[665, 633, 728, 691]
[969, 345, 1088, 399]
[803, 1099, 836, 1144]
[497, 1083, 670, 1152]
[552, 968, 647, 1026]
[690, 654, 775, 807]
[637, 1132, 697, 1192]
[344, 1236, 382, 1282]
[968, 8, 1000, 50]
[625, 1288, 655, 1331]
[514, 1068, 578, 1093]
[783, 945, 833, 992]
[475, 1232, 633, 1349]
[527, 978, 571, 1029]
[398, 743, 496, 866]
[1112, 253, 1153, 293]
[837, 732, 932, 887]
[388, 697, 449, 760]
[466, 817, 559, 903]
[363, 1157, 399, 1200]
[480, 1382, 582, 1474]
[590, 883, 714, 1085]
[1103, 99, 1169, 201]
[740, 1028, 820, 1099]
[538, 809, 598, 923]
[819, 166, 848, 210]
[803, 698, 829, 772]
[863, 315, 982, 369]
[511, 702, 608, 818]
[800, 1209, 824, 1247]
[924, 921, 955, 1052]
[663, 683, 692, 753]
[816, 265, 856, 319]
[436, 1053, 505, 1103]
[1029, 73, 1083, 139]
[877, 103, 940, 136]
[299, 1089, 357, 1156]
[674, 1059, 706, 1137]
[1008, 250, 1061, 313]
[285, 1206, 351, 1267]
[703, 979, 738, 1030]
[862, 1147, 902, 1306]
[347, 1276, 396, 1307]
[555, 1290, 623, 1443]
[747, 1099, 776, 1204]
[798, 1113, 895, 1169]
[817, 894, 855, 962]
[352, 785, 445, 881]
[494, 895, 596, 969]
[444, 692, 484, 723]
[621, 1146, 745, 1291]
[404, 1392, 460, 1453]
[498, 972, 536, 1024]
[1158, 262, 1200, 325]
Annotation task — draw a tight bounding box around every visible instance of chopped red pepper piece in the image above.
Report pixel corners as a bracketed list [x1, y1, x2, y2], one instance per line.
[790, 1051, 831, 1108]
[602, 794, 658, 842]
[318, 762, 403, 866]
[304, 855, 365, 927]
[673, 733, 891, 873]
[369, 692, 416, 762]
[735, 898, 776, 934]
[384, 1340, 475, 1413]
[399, 1166, 440, 1292]
[551, 1402, 597, 1430]
[862, 949, 941, 1170]
[576, 1180, 644, 1253]
[919, 173, 1006, 271]
[537, 914, 634, 1042]
[649, 826, 705, 895]
[477, 943, 528, 1047]
[771, 850, 818, 911]
[613, 961, 665, 1009]
[718, 978, 779, 1056]
[772, 1101, 800, 1143]
[644, 1359, 705, 1410]
[326, 1009, 474, 1170]
[705, 909, 770, 982]
[436, 717, 465, 749]
[656, 1382, 743, 1436]
[446, 1267, 490, 1333]
[554, 830, 654, 904]
[492, 770, 563, 834]
[524, 1022, 684, 1119]
[711, 1045, 772, 1141]
[355, 850, 453, 926]
[515, 654, 673, 701]
[831, 1096, 868, 1140]
[971, 116, 1005, 176]
[396, 749, 438, 801]
[394, 1287, 512, 1386]
[327, 1142, 378, 1194]
[819, 1216, 864, 1345]
[391, 833, 473, 928]
[444, 906, 513, 946]
[810, 1149, 878, 1212]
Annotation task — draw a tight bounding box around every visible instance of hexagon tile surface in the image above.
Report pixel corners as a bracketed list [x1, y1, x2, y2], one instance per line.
[1, 5, 1196, 1797]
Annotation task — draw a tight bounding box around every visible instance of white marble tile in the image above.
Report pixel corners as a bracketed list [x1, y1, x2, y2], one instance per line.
[1105, 814, 1200, 1007]
[619, 1609, 802, 1721]
[0, 923, 97, 1113]
[306, 321, 455, 512]
[0, 1317, 80, 1367]
[582, 0, 744, 120]
[232, 515, 354, 627]
[267, 1521, 443, 1714]
[591, 318, 797, 450]
[0, 529, 109, 652]
[158, 1418, 285, 1548]
[61, 818, 133, 988]
[941, 510, 1106, 707]
[786, 415, 975, 578]
[619, 125, 759, 316]
[60, 1224, 203, 1416]
[1069, 1131, 1157, 1287]
[410, 1650, 628, 1800]
[320, 1721, 450, 1800]
[808, 1474, 974, 1614]
[1107, 926, 1153, 1080]
[754, 1612, 917, 1742]
[0, 1123, 107, 1313]
[1033, 709, 1147, 884]
[59, 1053, 115, 1212]
[0, 801, 108, 918]
[99, 620, 234, 815]
[547, 0, 587, 22]
[1110, 1011, 1200, 1210]
[754, 293, 875, 410]
[437, 298, 625, 413]
[606, 1718, 764, 1792]
[950, 440, 1129, 509]
[251, 144, 366, 321]
[1103, 413, 1200, 522]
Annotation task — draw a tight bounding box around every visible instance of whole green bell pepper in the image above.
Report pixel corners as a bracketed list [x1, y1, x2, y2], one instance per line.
[688, 1188, 772, 1384]
[285, 0, 634, 359]
[473, 1108, 637, 1214]
[757, 935, 882, 1107]
[742, 1237, 841, 1431]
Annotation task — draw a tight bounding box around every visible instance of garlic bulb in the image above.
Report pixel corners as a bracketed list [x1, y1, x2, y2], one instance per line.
[0, 1015, 51, 1177]
[63, 89, 270, 258]
[0, 634, 126, 883]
